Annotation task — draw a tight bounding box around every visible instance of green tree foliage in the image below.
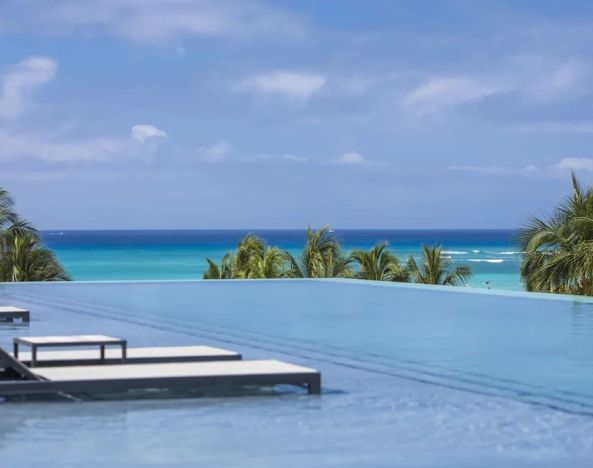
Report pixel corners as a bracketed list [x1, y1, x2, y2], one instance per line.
[203, 226, 476, 287]
[519, 173, 593, 295]
[406, 245, 471, 286]
[0, 188, 69, 282]
[285, 225, 352, 278]
[350, 242, 408, 281]
[203, 254, 236, 279]
[204, 234, 291, 279]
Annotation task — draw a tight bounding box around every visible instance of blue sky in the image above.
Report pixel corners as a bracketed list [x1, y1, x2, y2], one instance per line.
[2, 0, 593, 229]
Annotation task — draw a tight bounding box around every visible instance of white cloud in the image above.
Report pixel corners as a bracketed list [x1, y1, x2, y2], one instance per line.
[249, 152, 309, 163]
[0, 124, 168, 163]
[511, 121, 593, 134]
[446, 165, 534, 176]
[395, 57, 591, 122]
[447, 158, 593, 177]
[0, 129, 124, 162]
[402, 76, 504, 117]
[555, 158, 593, 172]
[522, 59, 588, 102]
[195, 141, 309, 164]
[281, 153, 308, 162]
[196, 140, 234, 163]
[131, 124, 167, 143]
[524, 164, 539, 173]
[239, 71, 326, 101]
[0, 0, 305, 43]
[0, 56, 57, 120]
[330, 151, 373, 166]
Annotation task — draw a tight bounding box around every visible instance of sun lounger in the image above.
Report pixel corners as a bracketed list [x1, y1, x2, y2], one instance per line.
[0, 347, 321, 398]
[0, 306, 30, 323]
[12, 345, 242, 366]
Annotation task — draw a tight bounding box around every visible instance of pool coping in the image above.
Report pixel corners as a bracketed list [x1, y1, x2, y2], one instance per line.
[1, 277, 593, 304]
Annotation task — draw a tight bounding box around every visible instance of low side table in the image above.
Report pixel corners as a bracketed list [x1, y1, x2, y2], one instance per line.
[13, 335, 127, 367]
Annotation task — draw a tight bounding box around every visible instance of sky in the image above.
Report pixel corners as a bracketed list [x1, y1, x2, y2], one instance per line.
[2, 0, 593, 229]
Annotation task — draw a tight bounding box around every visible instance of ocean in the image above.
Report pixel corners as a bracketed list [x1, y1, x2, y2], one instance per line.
[41, 230, 522, 291]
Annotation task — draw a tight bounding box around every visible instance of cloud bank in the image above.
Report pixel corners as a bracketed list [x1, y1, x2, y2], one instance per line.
[0, 0, 305, 43]
[0, 56, 57, 120]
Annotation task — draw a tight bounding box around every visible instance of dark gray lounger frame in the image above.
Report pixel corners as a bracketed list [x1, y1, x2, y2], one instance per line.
[0, 371, 321, 397]
[15, 353, 243, 367]
[0, 348, 321, 398]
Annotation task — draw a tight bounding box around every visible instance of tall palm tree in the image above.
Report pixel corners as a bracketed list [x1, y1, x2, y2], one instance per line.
[519, 173, 593, 295]
[245, 247, 289, 279]
[350, 242, 408, 281]
[0, 187, 67, 282]
[0, 188, 36, 239]
[0, 188, 18, 231]
[286, 225, 352, 278]
[203, 234, 290, 279]
[0, 231, 70, 281]
[234, 234, 266, 275]
[407, 245, 471, 286]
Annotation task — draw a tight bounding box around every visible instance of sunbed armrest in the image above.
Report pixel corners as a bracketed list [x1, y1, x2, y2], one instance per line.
[0, 347, 40, 380]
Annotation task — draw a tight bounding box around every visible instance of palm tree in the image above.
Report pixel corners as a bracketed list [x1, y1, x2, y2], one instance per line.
[407, 245, 471, 286]
[286, 225, 352, 278]
[0, 188, 36, 239]
[203, 253, 236, 279]
[234, 234, 266, 276]
[203, 234, 290, 279]
[0, 231, 70, 281]
[350, 242, 408, 281]
[519, 173, 593, 295]
[0, 187, 67, 282]
[245, 247, 289, 279]
[0, 188, 18, 232]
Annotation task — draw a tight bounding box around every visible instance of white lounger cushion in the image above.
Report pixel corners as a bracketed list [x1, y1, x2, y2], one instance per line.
[34, 359, 317, 382]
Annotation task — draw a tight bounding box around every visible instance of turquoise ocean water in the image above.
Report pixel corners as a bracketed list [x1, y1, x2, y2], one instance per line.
[41, 230, 523, 291]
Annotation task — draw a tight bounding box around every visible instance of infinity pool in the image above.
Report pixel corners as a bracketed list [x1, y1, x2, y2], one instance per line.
[1, 279, 593, 467]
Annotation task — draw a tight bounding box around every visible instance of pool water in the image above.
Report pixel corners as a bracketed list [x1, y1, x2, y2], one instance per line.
[1, 279, 593, 467]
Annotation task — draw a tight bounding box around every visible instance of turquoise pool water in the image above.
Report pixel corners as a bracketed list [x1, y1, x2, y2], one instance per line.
[1, 280, 593, 466]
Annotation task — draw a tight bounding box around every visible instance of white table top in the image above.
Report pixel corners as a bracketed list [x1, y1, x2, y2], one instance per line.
[15, 335, 124, 345]
[0, 306, 28, 313]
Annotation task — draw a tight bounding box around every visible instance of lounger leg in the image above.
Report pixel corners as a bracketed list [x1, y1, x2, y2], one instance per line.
[31, 346, 37, 367]
[308, 375, 321, 395]
[122, 342, 127, 363]
[100, 345, 105, 362]
[13, 342, 18, 359]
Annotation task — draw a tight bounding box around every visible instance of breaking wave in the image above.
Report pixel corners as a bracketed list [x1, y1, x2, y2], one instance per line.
[468, 259, 504, 264]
